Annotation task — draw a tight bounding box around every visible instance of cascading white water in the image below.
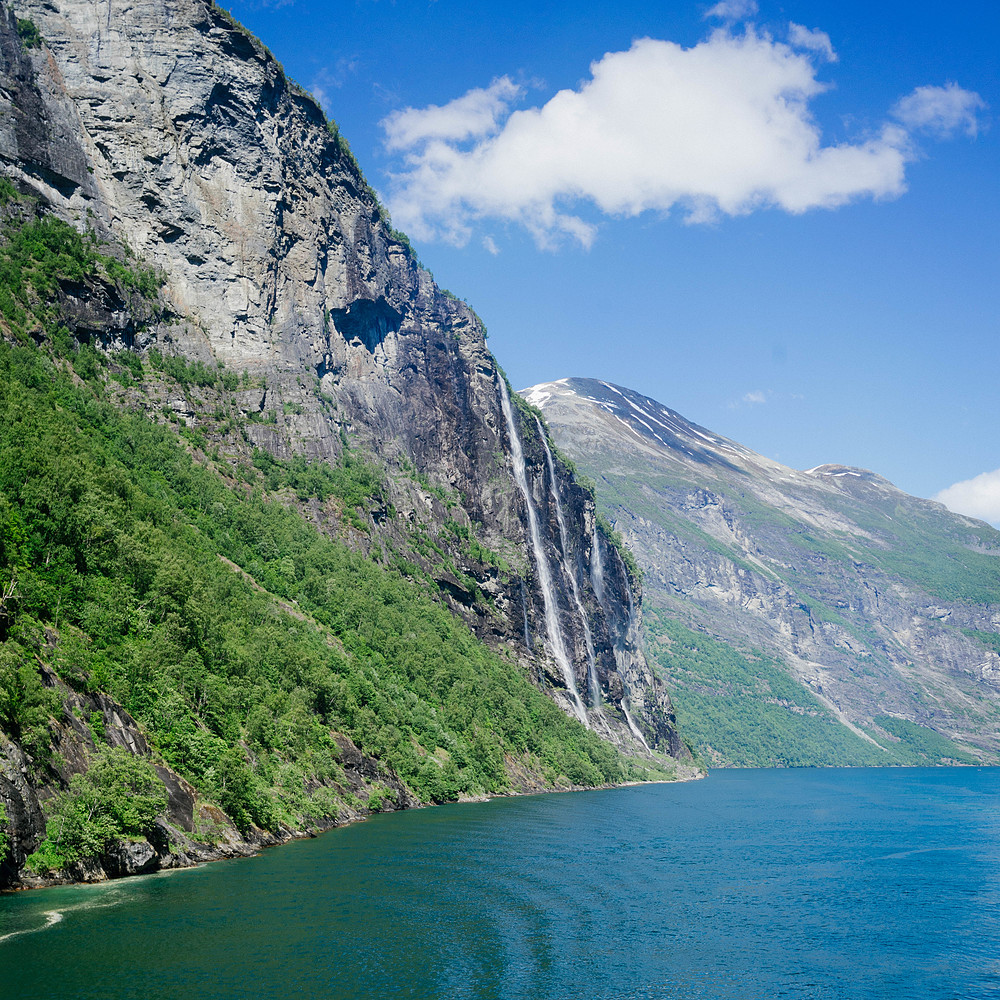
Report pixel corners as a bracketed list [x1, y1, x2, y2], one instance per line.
[621, 700, 652, 753]
[498, 380, 587, 724]
[620, 595, 653, 752]
[535, 417, 602, 710]
[590, 523, 606, 606]
[594, 530, 652, 754]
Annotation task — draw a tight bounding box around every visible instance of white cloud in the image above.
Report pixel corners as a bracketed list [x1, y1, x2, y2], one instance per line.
[381, 26, 982, 249]
[729, 389, 768, 408]
[934, 469, 1000, 527]
[788, 22, 837, 63]
[704, 0, 758, 21]
[892, 83, 986, 138]
[382, 77, 523, 151]
[482, 235, 500, 255]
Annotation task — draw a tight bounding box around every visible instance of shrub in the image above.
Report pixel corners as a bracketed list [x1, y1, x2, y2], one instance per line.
[25, 747, 167, 871]
[16, 18, 43, 49]
[0, 644, 59, 762]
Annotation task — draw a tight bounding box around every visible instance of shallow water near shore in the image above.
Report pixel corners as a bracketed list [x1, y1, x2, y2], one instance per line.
[3, 767, 999, 999]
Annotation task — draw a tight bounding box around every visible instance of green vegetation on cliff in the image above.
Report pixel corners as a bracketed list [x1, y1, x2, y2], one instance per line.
[872, 715, 979, 765]
[0, 335, 630, 819]
[14, 16, 42, 49]
[26, 748, 166, 870]
[0, 203, 652, 870]
[0, 196, 161, 345]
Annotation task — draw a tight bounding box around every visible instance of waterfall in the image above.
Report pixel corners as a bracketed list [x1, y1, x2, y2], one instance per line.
[535, 417, 602, 710]
[590, 523, 606, 606]
[620, 596, 653, 752]
[498, 380, 587, 724]
[596, 537, 652, 754]
[621, 700, 653, 753]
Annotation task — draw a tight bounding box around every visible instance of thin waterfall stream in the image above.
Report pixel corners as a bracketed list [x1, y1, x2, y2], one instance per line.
[498, 380, 587, 723]
[620, 597, 653, 752]
[590, 523, 606, 606]
[592, 521, 651, 752]
[535, 417, 602, 711]
[520, 580, 531, 649]
[621, 701, 652, 753]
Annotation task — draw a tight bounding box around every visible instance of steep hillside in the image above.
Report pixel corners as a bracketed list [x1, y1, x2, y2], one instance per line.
[0, 3, 690, 888]
[0, 0, 684, 753]
[526, 378, 1000, 767]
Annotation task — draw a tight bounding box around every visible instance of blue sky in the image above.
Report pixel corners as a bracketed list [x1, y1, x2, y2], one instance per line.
[224, 0, 998, 518]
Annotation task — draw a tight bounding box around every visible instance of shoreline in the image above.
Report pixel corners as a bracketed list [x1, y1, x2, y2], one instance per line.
[2, 760, 705, 896]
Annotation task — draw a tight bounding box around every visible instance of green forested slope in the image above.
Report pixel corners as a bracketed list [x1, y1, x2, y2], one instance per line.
[645, 613, 978, 767]
[0, 194, 662, 873]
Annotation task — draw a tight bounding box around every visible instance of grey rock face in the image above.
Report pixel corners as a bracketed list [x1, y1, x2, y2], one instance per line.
[527, 377, 1000, 760]
[0, 734, 47, 878]
[0, 4, 97, 201]
[102, 839, 159, 878]
[510, 415, 682, 750]
[2, 0, 680, 753]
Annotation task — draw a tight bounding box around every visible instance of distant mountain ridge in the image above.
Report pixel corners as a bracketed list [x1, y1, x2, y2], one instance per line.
[526, 377, 1000, 766]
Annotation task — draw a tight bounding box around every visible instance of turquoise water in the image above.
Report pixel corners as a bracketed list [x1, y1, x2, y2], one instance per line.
[3, 768, 999, 999]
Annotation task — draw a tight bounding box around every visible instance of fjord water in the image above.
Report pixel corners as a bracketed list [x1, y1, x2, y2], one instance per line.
[3, 769, 999, 999]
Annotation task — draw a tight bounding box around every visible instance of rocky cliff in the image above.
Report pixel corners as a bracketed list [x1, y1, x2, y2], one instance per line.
[527, 378, 1000, 766]
[1, 0, 682, 749]
[0, 2, 686, 886]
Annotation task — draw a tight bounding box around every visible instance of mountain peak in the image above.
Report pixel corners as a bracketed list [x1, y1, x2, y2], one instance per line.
[804, 464, 897, 489]
[522, 377, 748, 475]
[531, 376, 1000, 767]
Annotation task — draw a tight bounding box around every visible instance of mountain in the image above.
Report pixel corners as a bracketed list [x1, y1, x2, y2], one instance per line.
[0, 2, 691, 889]
[525, 378, 1000, 767]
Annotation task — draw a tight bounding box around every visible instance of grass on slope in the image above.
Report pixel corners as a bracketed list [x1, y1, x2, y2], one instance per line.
[645, 612, 908, 767]
[871, 716, 979, 765]
[965, 630, 1000, 658]
[773, 485, 1000, 607]
[647, 611, 982, 767]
